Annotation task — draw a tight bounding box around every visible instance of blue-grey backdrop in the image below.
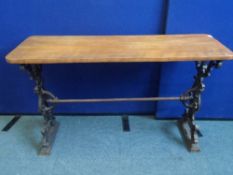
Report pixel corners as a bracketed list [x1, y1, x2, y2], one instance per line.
[0, 0, 232, 118]
[157, 0, 233, 118]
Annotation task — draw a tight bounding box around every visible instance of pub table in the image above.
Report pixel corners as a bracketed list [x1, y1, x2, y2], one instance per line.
[6, 34, 233, 155]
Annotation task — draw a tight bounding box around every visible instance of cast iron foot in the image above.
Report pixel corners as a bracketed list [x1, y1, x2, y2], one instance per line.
[39, 121, 59, 155]
[177, 119, 200, 152]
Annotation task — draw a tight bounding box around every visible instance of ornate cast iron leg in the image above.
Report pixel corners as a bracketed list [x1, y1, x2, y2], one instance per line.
[21, 64, 59, 155]
[178, 61, 222, 152]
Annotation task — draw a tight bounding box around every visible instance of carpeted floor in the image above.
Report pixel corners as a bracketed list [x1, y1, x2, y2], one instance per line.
[0, 115, 233, 175]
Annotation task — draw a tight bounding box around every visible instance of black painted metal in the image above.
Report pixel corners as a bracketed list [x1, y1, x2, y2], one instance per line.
[122, 115, 130, 132]
[20, 61, 222, 155]
[21, 64, 59, 155]
[178, 61, 222, 152]
[2, 115, 21, 131]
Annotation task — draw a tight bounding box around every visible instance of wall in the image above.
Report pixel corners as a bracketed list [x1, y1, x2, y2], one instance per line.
[0, 0, 233, 118]
[0, 0, 166, 114]
[157, 0, 233, 118]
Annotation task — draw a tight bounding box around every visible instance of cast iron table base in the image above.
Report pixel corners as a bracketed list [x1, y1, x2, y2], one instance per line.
[21, 60, 222, 155]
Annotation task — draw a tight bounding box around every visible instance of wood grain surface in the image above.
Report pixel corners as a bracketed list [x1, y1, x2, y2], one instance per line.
[6, 34, 233, 64]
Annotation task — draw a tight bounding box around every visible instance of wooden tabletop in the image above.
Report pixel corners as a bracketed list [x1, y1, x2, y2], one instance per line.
[6, 34, 233, 64]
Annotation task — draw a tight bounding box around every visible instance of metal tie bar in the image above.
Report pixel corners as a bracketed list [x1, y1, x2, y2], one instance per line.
[47, 96, 191, 104]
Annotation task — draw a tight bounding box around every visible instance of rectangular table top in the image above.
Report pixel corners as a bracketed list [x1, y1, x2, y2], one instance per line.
[6, 34, 233, 64]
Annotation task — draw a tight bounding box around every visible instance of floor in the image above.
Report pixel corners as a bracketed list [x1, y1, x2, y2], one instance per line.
[0, 115, 233, 175]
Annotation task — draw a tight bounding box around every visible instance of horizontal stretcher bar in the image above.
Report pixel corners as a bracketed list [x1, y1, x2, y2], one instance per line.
[47, 96, 191, 104]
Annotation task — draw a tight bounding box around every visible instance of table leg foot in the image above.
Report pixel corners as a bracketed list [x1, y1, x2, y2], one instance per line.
[39, 120, 59, 155]
[177, 119, 200, 152]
